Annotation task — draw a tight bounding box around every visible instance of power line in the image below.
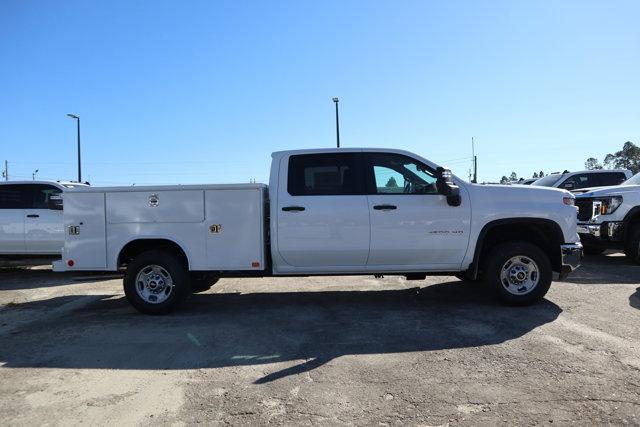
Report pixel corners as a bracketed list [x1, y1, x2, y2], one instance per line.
[438, 156, 473, 164]
[9, 159, 249, 165]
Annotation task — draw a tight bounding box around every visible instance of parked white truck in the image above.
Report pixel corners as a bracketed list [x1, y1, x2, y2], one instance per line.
[53, 148, 582, 314]
[575, 172, 640, 261]
[0, 181, 87, 265]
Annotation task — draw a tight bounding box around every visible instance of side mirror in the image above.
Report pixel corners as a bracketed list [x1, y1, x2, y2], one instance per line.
[562, 182, 575, 190]
[48, 194, 63, 211]
[436, 167, 461, 207]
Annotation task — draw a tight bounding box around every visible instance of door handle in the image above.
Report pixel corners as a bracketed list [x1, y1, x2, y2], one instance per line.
[282, 206, 305, 212]
[373, 204, 397, 211]
[26, 214, 40, 218]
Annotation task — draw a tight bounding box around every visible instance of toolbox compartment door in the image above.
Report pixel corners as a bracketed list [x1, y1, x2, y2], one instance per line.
[106, 190, 204, 224]
[64, 192, 107, 269]
[205, 189, 265, 270]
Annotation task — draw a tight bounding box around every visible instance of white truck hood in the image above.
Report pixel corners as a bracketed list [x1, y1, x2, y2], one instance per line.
[468, 183, 571, 200]
[576, 185, 640, 199]
[464, 183, 578, 244]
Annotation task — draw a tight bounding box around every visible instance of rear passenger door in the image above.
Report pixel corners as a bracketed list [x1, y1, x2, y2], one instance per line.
[24, 184, 64, 254]
[0, 184, 27, 254]
[276, 152, 370, 269]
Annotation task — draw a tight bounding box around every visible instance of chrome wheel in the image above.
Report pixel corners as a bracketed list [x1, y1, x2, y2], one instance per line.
[135, 265, 174, 304]
[500, 256, 539, 296]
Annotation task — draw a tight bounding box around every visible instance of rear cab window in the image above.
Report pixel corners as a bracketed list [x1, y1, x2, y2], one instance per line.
[287, 153, 363, 196]
[0, 185, 30, 209]
[593, 173, 627, 187]
[30, 184, 62, 209]
[0, 184, 62, 209]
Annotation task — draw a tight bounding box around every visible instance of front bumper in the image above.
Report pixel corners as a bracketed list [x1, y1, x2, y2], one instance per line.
[577, 221, 625, 247]
[559, 242, 582, 279]
[577, 223, 601, 237]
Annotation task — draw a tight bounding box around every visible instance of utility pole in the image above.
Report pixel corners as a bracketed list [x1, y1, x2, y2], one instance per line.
[2, 160, 7, 181]
[67, 114, 81, 182]
[332, 97, 340, 148]
[471, 137, 478, 183]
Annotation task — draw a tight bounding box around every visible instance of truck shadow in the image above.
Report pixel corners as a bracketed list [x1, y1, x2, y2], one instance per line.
[630, 287, 640, 310]
[0, 280, 562, 383]
[562, 254, 640, 285]
[0, 268, 121, 290]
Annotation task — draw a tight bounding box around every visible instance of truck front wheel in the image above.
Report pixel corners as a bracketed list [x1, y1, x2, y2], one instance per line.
[483, 241, 552, 305]
[123, 250, 191, 314]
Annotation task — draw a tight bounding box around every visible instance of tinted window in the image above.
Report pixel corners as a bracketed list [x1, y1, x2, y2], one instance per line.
[288, 153, 361, 196]
[366, 152, 438, 194]
[0, 185, 30, 209]
[593, 173, 627, 187]
[532, 174, 563, 187]
[31, 184, 62, 209]
[559, 174, 590, 190]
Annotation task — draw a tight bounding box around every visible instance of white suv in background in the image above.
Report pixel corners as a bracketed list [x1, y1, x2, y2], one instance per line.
[0, 181, 87, 261]
[532, 169, 631, 192]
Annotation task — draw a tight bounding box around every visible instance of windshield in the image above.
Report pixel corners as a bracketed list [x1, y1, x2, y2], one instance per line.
[532, 174, 563, 187]
[622, 172, 640, 186]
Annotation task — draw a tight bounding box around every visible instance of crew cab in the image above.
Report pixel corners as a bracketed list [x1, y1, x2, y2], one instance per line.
[0, 181, 87, 264]
[575, 172, 640, 261]
[53, 148, 582, 314]
[531, 169, 632, 192]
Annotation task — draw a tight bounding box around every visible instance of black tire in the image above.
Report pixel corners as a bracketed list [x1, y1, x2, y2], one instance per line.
[483, 241, 552, 305]
[123, 250, 191, 315]
[624, 225, 640, 264]
[583, 245, 606, 256]
[191, 276, 220, 293]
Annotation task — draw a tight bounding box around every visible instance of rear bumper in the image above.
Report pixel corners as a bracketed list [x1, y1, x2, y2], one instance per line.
[52, 259, 66, 272]
[559, 242, 582, 279]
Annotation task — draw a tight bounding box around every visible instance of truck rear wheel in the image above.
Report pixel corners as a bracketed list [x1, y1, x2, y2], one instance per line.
[483, 241, 552, 305]
[624, 225, 640, 264]
[123, 250, 191, 314]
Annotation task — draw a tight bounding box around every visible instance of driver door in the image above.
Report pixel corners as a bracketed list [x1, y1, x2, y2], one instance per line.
[364, 152, 471, 269]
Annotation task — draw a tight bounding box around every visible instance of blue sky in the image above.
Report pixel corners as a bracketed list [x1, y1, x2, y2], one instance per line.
[1, 0, 639, 185]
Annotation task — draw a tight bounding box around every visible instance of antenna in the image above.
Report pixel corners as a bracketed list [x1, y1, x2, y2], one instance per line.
[471, 137, 478, 183]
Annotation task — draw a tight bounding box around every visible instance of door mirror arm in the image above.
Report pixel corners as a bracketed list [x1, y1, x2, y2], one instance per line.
[436, 167, 462, 207]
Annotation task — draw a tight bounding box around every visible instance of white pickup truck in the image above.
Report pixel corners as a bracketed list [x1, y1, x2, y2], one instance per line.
[53, 148, 582, 314]
[0, 181, 86, 265]
[575, 172, 640, 261]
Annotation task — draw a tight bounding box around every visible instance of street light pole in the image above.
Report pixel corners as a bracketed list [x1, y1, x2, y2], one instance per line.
[332, 97, 340, 148]
[67, 114, 81, 182]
